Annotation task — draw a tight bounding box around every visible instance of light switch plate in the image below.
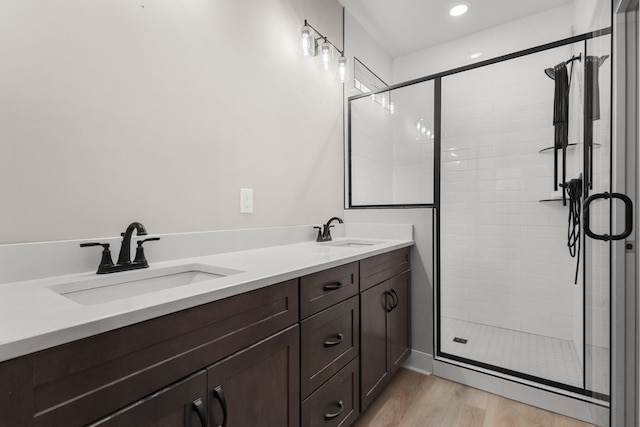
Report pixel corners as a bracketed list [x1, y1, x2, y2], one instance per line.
[240, 188, 253, 213]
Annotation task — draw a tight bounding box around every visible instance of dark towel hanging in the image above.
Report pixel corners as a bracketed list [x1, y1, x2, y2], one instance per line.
[553, 63, 569, 150]
[585, 55, 601, 122]
[552, 62, 569, 194]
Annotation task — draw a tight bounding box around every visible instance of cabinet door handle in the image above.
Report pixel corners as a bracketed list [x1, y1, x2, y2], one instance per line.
[323, 282, 343, 291]
[212, 385, 228, 427]
[389, 289, 399, 310]
[324, 400, 344, 420]
[192, 398, 207, 427]
[323, 333, 344, 347]
[384, 290, 395, 312]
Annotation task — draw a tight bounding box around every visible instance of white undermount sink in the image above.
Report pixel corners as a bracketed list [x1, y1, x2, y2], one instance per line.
[318, 239, 385, 248]
[49, 263, 243, 305]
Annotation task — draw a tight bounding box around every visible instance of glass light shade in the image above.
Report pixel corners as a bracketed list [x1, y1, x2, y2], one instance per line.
[299, 24, 314, 57]
[337, 55, 349, 83]
[320, 39, 333, 71]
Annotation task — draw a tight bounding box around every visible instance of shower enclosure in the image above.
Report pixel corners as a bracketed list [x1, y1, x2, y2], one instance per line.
[348, 26, 625, 422]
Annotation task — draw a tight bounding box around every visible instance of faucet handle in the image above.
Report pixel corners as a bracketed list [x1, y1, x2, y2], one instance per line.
[133, 237, 160, 266]
[138, 237, 160, 244]
[80, 242, 115, 273]
[314, 226, 324, 242]
[80, 242, 110, 249]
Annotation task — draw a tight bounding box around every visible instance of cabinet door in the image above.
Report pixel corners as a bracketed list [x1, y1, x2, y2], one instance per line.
[359, 282, 391, 412]
[88, 371, 207, 427]
[388, 270, 411, 376]
[207, 326, 300, 427]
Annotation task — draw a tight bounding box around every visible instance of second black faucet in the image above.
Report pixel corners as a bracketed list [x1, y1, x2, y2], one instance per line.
[315, 217, 343, 242]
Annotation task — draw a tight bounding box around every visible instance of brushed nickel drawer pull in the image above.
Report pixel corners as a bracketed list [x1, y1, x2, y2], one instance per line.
[323, 333, 344, 347]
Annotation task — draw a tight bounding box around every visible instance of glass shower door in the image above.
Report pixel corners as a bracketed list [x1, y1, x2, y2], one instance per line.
[582, 33, 613, 402]
[437, 32, 627, 409]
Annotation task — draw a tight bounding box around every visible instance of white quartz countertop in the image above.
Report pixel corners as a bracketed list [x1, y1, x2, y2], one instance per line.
[0, 236, 413, 362]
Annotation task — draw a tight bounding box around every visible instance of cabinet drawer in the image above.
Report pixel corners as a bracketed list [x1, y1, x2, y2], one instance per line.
[301, 357, 359, 427]
[360, 247, 410, 291]
[300, 296, 359, 399]
[300, 262, 359, 319]
[32, 279, 298, 427]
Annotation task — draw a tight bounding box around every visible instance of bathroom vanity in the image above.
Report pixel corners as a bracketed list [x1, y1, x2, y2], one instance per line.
[0, 230, 412, 427]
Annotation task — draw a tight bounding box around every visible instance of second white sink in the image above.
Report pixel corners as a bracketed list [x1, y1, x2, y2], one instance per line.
[50, 264, 243, 305]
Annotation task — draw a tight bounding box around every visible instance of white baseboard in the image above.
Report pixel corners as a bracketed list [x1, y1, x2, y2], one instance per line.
[402, 349, 433, 375]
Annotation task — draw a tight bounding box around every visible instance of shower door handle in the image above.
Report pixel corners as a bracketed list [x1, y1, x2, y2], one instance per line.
[583, 192, 633, 241]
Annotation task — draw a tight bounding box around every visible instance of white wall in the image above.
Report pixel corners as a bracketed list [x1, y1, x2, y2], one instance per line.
[0, 0, 345, 243]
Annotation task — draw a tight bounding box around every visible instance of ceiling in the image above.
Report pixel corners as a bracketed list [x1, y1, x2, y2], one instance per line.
[338, 0, 574, 58]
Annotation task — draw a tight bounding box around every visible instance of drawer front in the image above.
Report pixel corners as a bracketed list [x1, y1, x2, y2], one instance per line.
[360, 247, 410, 291]
[32, 279, 298, 427]
[300, 262, 359, 319]
[301, 357, 359, 427]
[300, 296, 359, 399]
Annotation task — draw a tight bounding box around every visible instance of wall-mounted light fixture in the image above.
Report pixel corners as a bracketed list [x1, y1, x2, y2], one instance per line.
[298, 19, 348, 83]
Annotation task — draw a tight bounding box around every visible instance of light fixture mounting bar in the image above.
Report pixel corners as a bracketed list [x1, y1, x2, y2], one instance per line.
[303, 19, 344, 56]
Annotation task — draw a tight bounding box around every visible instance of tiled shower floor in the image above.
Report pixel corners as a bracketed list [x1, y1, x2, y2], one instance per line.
[440, 317, 584, 388]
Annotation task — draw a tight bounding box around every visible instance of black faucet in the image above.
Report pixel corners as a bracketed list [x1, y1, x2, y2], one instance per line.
[315, 217, 343, 242]
[81, 222, 160, 274]
[117, 222, 147, 265]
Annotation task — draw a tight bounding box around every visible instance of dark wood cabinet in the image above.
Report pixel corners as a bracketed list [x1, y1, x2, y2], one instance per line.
[207, 326, 300, 427]
[0, 246, 413, 427]
[300, 296, 359, 398]
[360, 270, 411, 411]
[388, 271, 411, 374]
[360, 247, 410, 292]
[88, 371, 208, 427]
[301, 357, 360, 427]
[3, 279, 298, 427]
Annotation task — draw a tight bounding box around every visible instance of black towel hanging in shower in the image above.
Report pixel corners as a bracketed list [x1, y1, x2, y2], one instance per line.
[552, 63, 569, 202]
[585, 56, 601, 122]
[585, 55, 601, 190]
[553, 62, 569, 149]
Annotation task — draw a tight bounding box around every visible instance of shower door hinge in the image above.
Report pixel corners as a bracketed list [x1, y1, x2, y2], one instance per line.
[626, 241, 635, 253]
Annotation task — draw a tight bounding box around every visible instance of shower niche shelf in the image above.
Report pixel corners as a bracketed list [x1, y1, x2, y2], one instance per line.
[538, 142, 600, 153]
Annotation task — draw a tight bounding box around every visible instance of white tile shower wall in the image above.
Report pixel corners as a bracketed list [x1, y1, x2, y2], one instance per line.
[390, 81, 435, 204]
[351, 98, 394, 205]
[440, 47, 586, 341]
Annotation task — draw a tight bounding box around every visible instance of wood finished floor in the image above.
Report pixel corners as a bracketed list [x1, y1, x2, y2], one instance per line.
[353, 369, 594, 427]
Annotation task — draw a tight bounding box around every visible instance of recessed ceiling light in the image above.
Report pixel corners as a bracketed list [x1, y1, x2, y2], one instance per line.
[468, 52, 482, 60]
[449, 3, 470, 17]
